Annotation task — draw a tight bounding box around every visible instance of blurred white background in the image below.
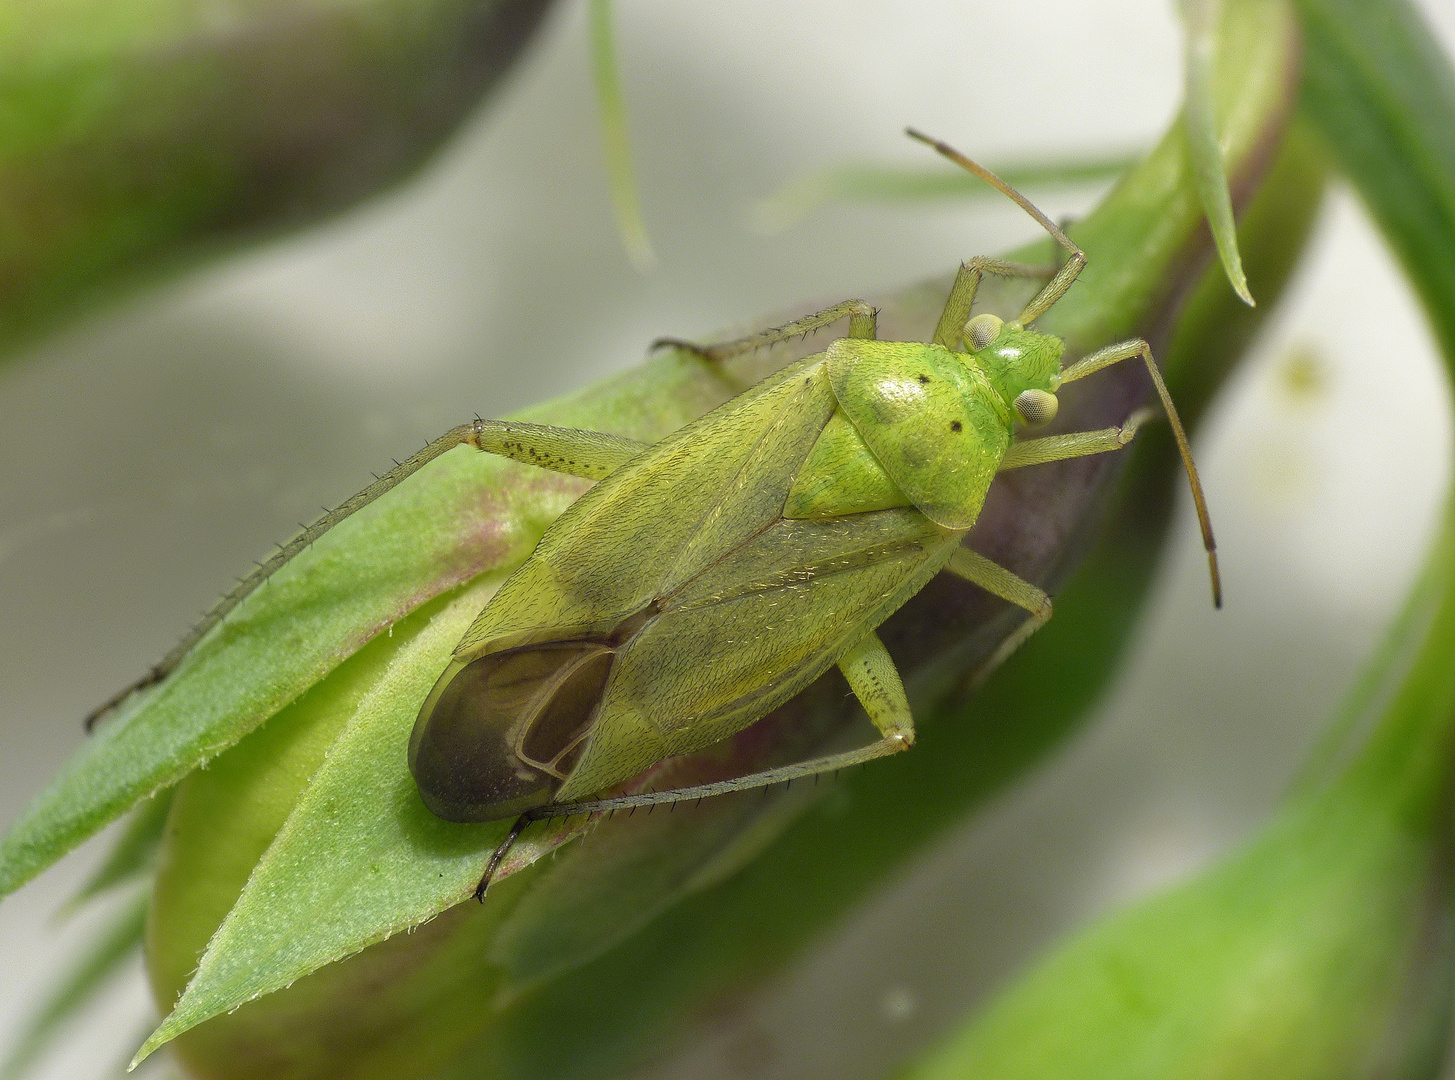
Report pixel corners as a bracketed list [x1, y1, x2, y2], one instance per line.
[2, 1, 1454, 1077]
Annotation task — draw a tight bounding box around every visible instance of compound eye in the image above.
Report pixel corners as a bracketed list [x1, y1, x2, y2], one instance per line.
[965, 313, 1003, 351]
[1014, 389, 1059, 427]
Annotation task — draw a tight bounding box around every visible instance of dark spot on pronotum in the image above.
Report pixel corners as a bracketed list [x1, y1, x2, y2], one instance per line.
[950, 420, 963, 432]
[918, 374, 931, 384]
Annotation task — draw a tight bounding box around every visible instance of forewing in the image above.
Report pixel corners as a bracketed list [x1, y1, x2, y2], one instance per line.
[557, 507, 959, 801]
[827, 338, 1010, 530]
[454, 356, 836, 656]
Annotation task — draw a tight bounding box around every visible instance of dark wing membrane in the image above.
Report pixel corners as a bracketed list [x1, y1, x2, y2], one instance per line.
[409, 641, 614, 821]
[452, 355, 836, 658]
[554, 507, 959, 802]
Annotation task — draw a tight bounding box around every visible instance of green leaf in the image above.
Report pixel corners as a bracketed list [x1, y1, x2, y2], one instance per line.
[486, 735, 832, 989]
[140, 598, 450, 1013]
[0, 449, 558, 899]
[0, 358, 730, 900]
[1183, 0, 1256, 305]
[1296, 0, 1455, 357]
[0, 890, 147, 1080]
[131, 579, 513, 1066]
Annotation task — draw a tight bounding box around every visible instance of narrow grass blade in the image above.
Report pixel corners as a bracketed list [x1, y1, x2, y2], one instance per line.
[749, 154, 1138, 235]
[0, 890, 147, 1080]
[62, 790, 174, 915]
[590, 0, 655, 272]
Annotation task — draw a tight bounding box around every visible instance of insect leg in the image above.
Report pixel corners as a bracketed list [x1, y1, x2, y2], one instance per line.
[932, 257, 1058, 350]
[86, 422, 490, 728]
[86, 420, 647, 730]
[652, 298, 877, 363]
[1056, 338, 1221, 606]
[475, 813, 532, 900]
[996, 408, 1154, 471]
[510, 734, 911, 819]
[481, 633, 915, 846]
[473, 635, 913, 895]
[468, 419, 648, 480]
[943, 547, 1053, 685]
[835, 629, 914, 744]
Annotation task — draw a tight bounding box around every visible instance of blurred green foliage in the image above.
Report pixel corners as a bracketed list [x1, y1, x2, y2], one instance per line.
[0, 0, 554, 351]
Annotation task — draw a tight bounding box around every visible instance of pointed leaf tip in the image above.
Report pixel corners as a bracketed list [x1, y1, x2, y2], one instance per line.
[1183, 0, 1256, 307]
[135, 580, 515, 1056]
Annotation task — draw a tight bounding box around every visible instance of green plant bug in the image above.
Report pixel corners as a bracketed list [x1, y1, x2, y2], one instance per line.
[86, 131, 1220, 899]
